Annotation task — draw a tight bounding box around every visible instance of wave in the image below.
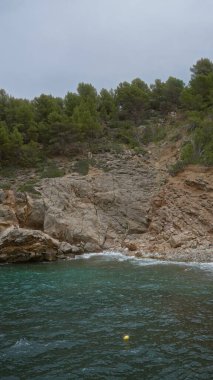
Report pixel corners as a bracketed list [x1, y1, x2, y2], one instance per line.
[75, 251, 213, 272]
[13, 338, 31, 348]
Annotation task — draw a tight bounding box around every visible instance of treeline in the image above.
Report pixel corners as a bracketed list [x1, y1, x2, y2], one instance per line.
[0, 58, 213, 167]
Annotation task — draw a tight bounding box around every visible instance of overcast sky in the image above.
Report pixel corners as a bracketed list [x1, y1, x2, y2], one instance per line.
[0, 0, 212, 99]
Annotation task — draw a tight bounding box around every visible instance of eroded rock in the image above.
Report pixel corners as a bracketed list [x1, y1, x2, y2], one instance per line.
[0, 153, 212, 263]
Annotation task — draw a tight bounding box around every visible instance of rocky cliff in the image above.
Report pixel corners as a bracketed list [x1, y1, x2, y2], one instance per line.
[0, 147, 212, 263]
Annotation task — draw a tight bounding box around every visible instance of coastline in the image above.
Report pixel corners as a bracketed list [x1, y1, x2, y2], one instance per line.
[67, 247, 213, 264]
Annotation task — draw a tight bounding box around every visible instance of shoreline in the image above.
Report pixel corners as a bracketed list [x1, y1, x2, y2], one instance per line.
[0, 241, 212, 264]
[127, 248, 213, 263]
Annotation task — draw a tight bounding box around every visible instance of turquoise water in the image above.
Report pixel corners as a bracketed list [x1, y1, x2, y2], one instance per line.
[0, 253, 212, 380]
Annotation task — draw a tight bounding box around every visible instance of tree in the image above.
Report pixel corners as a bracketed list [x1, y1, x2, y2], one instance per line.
[98, 89, 117, 124]
[64, 92, 80, 117]
[151, 77, 184, 113]
[0, 122, 10, 160]
[77, 83, 97, 102]
[190, 58, 213, 79]
[164, 77, 184, 108]
[72, 100, 100, 138]
[10, 127, 23, 160]
[115, 79, 150, 124]
[0, 89, 10, 122]
[33, 94, 63, 122]
[182, 58, 213, 110]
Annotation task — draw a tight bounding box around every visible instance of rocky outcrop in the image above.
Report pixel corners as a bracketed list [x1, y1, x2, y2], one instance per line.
[0, 152, 212, 263]
[136, 165, 213, 259]
[40, 158, 159, 249]
[0, 227, 78, 263]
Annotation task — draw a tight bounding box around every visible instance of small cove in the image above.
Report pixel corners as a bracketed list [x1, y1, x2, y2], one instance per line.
[0, 253, 212, 380]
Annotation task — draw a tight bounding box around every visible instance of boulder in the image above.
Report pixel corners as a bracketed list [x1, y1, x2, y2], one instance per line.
[0, 227, 61, 263]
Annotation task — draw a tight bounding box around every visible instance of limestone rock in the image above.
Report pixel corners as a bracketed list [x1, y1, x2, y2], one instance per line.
[0, 150, 212, 262]
[0, 227, 61, 263]
[84, 242, 101, 253]
[0, 206, 18, 233]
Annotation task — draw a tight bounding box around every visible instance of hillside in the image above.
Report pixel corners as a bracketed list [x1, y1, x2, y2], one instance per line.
[0, 139, 212, 263]
[0, 58, 213, 263]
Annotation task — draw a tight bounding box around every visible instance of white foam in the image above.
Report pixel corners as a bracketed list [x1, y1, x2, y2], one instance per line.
[75, 251, 213, 272]
[76, 251, 129, 261]
[14, 338, 30, 348]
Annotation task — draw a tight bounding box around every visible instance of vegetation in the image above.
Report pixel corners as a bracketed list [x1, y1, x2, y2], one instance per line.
[0, 58, 213, 171]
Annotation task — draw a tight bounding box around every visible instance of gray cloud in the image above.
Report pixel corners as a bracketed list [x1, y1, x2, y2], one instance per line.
[0, 0, 212, 98]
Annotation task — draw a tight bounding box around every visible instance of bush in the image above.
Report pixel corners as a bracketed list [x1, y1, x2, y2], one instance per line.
[0, 182, 11, 190]
[168, 160, 186, 176]
[73, 159, 90, 175]
[40, 164, 65, 178]
[18, 180, 40, 194]
[180, 142, 195, 163]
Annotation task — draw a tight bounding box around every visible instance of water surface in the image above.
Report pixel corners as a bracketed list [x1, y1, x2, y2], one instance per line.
[0, 253, 212, 379]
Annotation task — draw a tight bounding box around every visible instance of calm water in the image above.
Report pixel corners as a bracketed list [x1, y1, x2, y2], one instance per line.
[0, 253, 212, 380]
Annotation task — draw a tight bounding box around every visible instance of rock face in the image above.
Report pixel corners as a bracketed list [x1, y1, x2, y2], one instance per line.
[0, 151, 213, 263]
[40, 155, 160, 250]
[146, 166, 213, 255]
[0, 227, 77, 263]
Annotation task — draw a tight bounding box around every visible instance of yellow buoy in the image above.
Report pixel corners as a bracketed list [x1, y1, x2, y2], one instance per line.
[123, 335, 130, 341]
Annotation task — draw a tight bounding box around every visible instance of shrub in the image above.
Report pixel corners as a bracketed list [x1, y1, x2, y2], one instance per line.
[168, 160, 186, 176]
[18, 180, 40, 194]
[40, 164, 65, 178]
[180, 142, 195, 163]
[73, 159, 90, 175]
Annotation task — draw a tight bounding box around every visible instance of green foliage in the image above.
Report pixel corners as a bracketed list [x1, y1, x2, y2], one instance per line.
[182, 58, 213, 111]
[193, 120, 213, 164]
[73, 159, 90, 175]
[33, 94, 63, 123]
[0, 181, 11, 190]
[0, 122, 10, 160]
[72, 100, 101, 138]
[77, 83, 97, 102]
[40, 164, 65, 178]
[168, 160, 186, 176]
[18, 180, 40, 194]
[64, 92, 80, 117]
[179, 118, 213, 167]
[180, 142, 195, 163]
[115, 79, 150, 124]
[20, 141, 43, 167]
[0, 58, 212, 170]
[0, 166, 17, 178]
[98, 89, 117, 124]
[140, 122, 167, 144]
[151, 77, 184, 113]
[190, 58, 213, 79]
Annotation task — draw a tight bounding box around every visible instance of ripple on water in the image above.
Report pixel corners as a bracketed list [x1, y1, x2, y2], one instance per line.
[0, 253, 212, 379]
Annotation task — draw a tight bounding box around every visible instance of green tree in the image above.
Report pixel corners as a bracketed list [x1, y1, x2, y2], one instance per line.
[0, 89, 10, 122]
[98, 88, 117, 124]
[10, 127, 23, 159]
[21, 140, 42, 167]
[182, 58, 213, 111]
[72, 100, 100, 138]
[0, 122, 10, 160]
[64, 92, 80, 117]
[190, 58, 213, 79]
[77, 83, 97, 102]
[115, 79, 150, 124]
[151, 77, 184, 113]
[33, 94, 63, 122]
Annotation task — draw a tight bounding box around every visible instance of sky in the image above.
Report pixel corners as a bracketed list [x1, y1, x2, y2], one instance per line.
[0, 0, 213, 99]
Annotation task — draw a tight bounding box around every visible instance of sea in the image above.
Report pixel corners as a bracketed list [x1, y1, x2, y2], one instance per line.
[0, 252, 212, 380]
